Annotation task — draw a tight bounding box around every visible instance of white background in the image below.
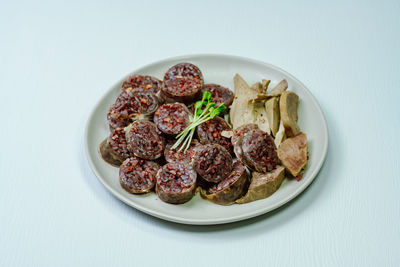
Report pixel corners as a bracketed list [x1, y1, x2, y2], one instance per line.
[1, 0, 399, 266]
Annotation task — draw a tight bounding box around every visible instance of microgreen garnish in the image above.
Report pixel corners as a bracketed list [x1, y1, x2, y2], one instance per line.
[171, 91, 226, 152]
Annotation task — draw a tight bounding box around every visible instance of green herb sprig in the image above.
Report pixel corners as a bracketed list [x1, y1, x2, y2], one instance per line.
[171, 91, 226, 152]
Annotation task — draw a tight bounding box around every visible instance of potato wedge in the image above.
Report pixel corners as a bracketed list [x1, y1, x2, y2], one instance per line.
[279, 91, 300, 137]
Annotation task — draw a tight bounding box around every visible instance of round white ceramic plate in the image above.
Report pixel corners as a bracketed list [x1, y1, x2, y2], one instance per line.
[85, 54, 328, 225]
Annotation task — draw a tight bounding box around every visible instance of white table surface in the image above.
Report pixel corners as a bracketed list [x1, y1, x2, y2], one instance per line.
[1, 1, 399, 266]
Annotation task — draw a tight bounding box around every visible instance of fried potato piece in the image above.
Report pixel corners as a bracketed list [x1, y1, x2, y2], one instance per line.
[277, 132, 307, 177]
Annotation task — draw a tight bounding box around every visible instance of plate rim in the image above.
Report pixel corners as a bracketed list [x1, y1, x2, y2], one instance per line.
[84, 53, 329, 225]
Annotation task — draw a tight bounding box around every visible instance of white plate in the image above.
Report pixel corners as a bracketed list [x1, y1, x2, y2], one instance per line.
[85, 54, 328, 225]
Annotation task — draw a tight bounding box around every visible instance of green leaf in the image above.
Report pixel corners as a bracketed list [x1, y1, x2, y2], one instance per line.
[217, 104, 227, 113]
[194, 100, 203, 110]
[210, 104, 226, 118]
[203, 91, 212, 102]
[171, 92, 227, 151]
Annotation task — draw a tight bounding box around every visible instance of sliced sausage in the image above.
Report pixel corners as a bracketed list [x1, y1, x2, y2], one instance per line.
[156, 162, 197, 204]
[200, 159, 249, 205]
[98, 138, 122, 167]
[197, 116, 233, 153]
[153, 103, 190, 135]
[231, 123, 259, 145]
[232, 123, 259, 163]
[119, 157, 160, 194]
[125, 120, 165, 160]
[164, 139, 200, 164]
[242, 129, 278, 173]
[201, 83, 234, 107]
[162, 63, 204, 102]
[107, 88, 159, 131]
[106, 127, 134, 164]
[192, 144, 232, 183]
[121, 75, 163, 100]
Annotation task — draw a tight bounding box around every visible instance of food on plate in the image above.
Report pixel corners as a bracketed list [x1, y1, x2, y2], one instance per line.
[249, 98, 270, 134]
[121, 75, 163, 100]
[162, 63, 204, 102]
[154, 103, 190, 135]
[172, 90, 226, 152]
[229, 74, 259, 129]
[230, 75, 274, 134]
[277, 132, 308, 178]
[241, 129, 278, 173]
[197, 116, 233, 153]
[221, 130, 234, 138]
[106, 127, 133, 164]
[248, 79, 288, 102]
[99, 62, 309, 205]
[269, 79, 288, 96]
[125, 120, 165, 160]
[250, 81, 264, 93]
[265, 97, 280, 136]
[279, 91, 300, 137]
[156, 162, 197, 204]
[192, 144, 233, 183]
[164, 139, 200, 164]
[250, 79, 270, 93]
[200, 159, 249, 205]
[119, 157, 160, 194]
[98, 139, 123, 167]
[201, 83, 234, 107]
[231, 123, 259, 145]
[274, 120, 286, 147]
[262, 79, 271, 91]
[236, 166, 285, 204]
[232, 123, 259, 162]
[107, 88, 159, 131]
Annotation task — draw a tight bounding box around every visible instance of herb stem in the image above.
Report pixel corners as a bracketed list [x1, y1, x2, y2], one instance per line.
[171, 91, 226, 151]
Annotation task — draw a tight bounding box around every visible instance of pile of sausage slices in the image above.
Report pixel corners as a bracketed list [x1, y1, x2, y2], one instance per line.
[99, 62, 308, 205]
